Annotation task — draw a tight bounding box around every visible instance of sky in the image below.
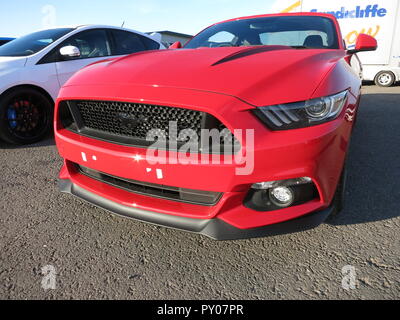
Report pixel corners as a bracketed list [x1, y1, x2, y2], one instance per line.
[0, 0, 289, 37]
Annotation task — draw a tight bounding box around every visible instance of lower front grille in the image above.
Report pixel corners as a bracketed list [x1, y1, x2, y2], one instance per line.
[76, 164, 222, 206]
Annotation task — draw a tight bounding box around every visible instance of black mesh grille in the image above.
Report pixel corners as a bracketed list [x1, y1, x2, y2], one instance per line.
[61, 100, 240, 153]
[76, 100, 205, 140]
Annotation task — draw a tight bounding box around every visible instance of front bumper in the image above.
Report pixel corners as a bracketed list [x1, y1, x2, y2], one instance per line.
[55, 84, 355, 235]
[59, 178, 334, 240]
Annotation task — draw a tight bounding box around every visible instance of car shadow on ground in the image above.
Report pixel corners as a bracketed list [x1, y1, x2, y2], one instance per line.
[0, 134, 55, 149]
[328, 92, 400, 226]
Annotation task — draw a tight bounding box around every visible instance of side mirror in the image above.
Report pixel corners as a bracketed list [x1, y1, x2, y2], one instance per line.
[348, 34, 377, 54]
[169, 41, 182, 49]
[60, 45, 81, 58]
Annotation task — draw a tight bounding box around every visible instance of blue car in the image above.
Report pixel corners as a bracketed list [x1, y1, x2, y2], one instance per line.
[0, 37, 15, 46]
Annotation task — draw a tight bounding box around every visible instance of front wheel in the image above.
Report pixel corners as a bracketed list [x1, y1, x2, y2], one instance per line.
[374, 71, 396, 87]
[0, 88, 53, 145]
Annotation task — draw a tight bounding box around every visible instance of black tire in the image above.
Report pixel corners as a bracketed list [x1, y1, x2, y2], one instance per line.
[374, 71, 396, 87]
[0, 87, 53, 145]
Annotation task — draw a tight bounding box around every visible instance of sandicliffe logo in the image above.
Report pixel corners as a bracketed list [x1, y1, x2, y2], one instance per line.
[311, 4, 387, 19]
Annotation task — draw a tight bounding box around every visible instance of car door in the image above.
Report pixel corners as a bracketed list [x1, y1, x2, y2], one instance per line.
[55, 29, 115, 87]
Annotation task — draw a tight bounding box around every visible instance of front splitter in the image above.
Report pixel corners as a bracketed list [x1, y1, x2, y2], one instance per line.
[59, 178, 334, 240]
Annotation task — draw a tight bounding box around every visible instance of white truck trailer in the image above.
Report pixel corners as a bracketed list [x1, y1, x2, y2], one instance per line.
[274, 0, 400, 86]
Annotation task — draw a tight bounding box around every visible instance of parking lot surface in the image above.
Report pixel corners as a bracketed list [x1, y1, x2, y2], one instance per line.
[0, 85, 399, 299]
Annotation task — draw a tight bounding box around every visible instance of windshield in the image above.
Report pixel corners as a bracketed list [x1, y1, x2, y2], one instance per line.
[185, 16, 339, 49]
[0, 28, 74, 57]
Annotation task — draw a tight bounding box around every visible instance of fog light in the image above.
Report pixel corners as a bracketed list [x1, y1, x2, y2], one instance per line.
[269, 186, 294, 207]
[245, 177, 317, 212]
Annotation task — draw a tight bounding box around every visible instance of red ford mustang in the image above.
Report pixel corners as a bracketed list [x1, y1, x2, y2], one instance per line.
[54, 13, 377, 240]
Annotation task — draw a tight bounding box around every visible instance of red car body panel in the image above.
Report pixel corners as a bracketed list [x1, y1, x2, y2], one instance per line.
[54, 13, 364, 239]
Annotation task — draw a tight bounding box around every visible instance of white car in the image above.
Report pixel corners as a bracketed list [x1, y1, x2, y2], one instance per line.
[0, 25, 165, 145]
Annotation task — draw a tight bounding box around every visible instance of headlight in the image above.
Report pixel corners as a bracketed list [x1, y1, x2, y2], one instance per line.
[254, 90, 348, 130]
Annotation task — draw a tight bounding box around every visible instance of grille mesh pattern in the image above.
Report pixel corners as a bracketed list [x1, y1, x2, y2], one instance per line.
[61, 100, 241, 153]
[76, 100, 205, 141]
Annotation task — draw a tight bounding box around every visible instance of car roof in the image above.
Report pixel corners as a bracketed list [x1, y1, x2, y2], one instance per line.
[77, 25, 154, 37]
[29, 25, 159, 42]
[42, 24, 147, 33]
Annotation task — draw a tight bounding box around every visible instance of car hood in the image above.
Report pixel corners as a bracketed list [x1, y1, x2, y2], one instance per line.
[66, 46, 346, 107]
